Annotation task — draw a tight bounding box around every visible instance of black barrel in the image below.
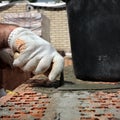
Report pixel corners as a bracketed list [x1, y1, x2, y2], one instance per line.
[63, 0, 120, 81]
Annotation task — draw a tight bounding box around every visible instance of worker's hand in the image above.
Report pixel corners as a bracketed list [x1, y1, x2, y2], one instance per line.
[8, 28, 64, 81]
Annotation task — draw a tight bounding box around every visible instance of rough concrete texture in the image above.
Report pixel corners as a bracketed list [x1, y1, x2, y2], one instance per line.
[46, 90, 120, 120]
[0, 65, 120, 120]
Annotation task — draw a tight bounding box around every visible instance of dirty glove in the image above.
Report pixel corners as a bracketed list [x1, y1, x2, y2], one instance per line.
[8, 27, 64, 81]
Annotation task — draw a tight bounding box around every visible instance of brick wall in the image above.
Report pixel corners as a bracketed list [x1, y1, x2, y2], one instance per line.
[0, 2, 27, 21]
[40, 9, 70, 52]
[0, 1, 71, 53]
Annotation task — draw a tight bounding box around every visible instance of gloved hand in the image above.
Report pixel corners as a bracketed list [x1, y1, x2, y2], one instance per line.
[8, 27, 64, 81]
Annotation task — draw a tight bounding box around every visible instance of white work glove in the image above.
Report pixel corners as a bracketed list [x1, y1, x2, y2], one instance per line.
[8, 27, 64, 81]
